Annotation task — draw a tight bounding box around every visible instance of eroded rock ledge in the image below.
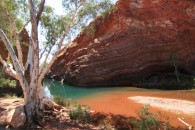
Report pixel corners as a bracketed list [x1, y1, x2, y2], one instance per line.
[49, 0, 195, 87]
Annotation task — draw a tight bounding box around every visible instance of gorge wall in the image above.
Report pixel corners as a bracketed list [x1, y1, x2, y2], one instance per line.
[49, 0, 195, 87]
[0, 29, 29, 62]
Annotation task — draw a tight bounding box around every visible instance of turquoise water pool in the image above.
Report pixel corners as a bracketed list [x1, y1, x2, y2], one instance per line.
[43, 79, 151, 100]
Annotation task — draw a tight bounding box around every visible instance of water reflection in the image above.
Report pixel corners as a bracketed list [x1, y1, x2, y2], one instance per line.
[43, 79, 114, 99]
[43, 85, 53, 99]
[43, 79, 150, 100]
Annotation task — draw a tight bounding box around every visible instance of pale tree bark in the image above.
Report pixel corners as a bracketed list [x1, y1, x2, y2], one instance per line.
[39, 44, 54, 73]
[23, 0, 46, 126]
[0, 29, 28, 101]
[0, 55, 19, 80]
[15, 36, 24, 70]
[0, 0, 48, 126]
[7, 12, 24, 70]
[15, 20, 31, 70]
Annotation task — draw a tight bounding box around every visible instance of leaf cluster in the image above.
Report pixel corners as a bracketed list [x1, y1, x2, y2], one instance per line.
[53, 95, 71, 107]
[40, 5, 74, 56]
[0, 72, 17, 88]
[0, 0, 22, 37]
[69, 103, 91, 124]
[0, 0, 25, 48]
[131, 105, 160, 130]
[62, 0, 115, 37]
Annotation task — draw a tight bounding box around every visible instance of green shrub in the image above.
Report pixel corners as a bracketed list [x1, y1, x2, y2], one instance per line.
[0, 72, 17, 88]
[3, 93, 17, 98]
[69, 104, 91, 124]
[53, 96, 71, 107]
[100, 5, 117, 20]
[84, 25, 95, 36]
[131, 105, 170, 130]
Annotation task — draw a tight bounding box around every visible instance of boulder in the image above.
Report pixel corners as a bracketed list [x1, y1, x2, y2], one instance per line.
[0, 105, 26, 129]
[10, 106, 26, 129]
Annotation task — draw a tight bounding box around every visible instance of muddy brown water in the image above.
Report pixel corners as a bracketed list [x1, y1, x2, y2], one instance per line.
[79, 89, 195, 128]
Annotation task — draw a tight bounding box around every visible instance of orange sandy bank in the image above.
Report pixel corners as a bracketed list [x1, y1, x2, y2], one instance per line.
[79, 89, 195, 129]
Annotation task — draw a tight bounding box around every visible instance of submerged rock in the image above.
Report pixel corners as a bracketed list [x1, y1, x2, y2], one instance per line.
[49, 0, 195, 87]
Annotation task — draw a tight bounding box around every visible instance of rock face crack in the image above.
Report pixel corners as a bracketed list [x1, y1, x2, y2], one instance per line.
[49, 0, 195, 87]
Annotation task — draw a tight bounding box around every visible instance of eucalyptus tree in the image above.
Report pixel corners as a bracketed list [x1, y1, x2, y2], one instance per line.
[0, 0, 115, 127]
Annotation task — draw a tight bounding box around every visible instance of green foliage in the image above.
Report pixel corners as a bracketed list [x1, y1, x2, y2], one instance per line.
[0, 72, 17, 88]
[0, 0, 16, 37]
[0, 78, 17, 88]
[131, 105, 170, 130]
[0, 0, 23, 27]
[53, 96, 71, 107]
[0, 0, 25, 47]
[2, 93, 17, 98]
[69, 104, 91, 124]
[53, 96, 91, 124]
[84, 25, 95, 36]
[62, 0, 115, 38]
[100, 4, 117, 20]
[40, 5, 73, 55]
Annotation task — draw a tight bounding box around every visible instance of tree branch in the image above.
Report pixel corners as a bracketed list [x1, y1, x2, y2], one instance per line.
[0, 29, 24, 78]
[0, 55, 19, 80]
[38, 2, 84, 85]
[7, 11, 24, 70]
[28, 0, 40, 87]
[0, 29, 29, 93]
[39, 44, 54, 74]
[15, 36, 24, 70]
[39, 44, 49, 60]
[58, 2, 84, 49]
[28, 0, 38, 38]
[38, 50, 58, 86]
[36, 0, 46, 25]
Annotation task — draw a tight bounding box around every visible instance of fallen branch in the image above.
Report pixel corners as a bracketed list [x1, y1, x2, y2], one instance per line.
[178, 117, 193, 130]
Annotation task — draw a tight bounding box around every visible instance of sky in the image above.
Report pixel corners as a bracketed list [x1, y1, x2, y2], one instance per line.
[45, 0, 64, 15]
[45, 0, 118, 15]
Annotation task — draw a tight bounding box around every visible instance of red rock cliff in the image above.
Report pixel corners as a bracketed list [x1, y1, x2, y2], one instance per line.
[0, 29, 29, 67]
[49, 0, 195, 87]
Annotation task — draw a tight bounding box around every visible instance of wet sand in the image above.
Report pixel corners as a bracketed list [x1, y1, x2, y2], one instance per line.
[79, 89, 195, 128]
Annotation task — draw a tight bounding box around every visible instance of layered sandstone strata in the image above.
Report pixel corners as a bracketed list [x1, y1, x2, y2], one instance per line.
[49, 0, 195, 87]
